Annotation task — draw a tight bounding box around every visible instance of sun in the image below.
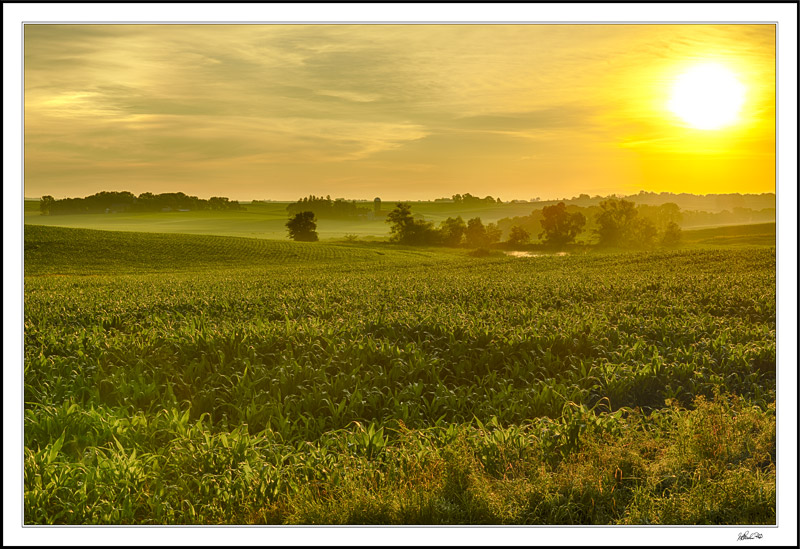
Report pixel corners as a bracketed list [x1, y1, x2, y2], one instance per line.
[668, 63, 746, 130]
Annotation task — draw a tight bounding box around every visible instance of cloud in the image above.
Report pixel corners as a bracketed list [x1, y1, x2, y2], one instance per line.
[23, 24, 775, 200]
[449, 105, 603, 135]
[316, 89, 380, 103]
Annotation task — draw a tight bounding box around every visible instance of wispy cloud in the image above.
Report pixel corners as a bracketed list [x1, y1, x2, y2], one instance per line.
[24, 24, 775, 200]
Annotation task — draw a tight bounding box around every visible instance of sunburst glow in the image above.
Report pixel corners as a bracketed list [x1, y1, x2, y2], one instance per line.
[668, 63, 746, 130]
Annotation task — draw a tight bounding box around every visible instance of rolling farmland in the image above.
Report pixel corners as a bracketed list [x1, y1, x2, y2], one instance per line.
[23, 225, 776, 524]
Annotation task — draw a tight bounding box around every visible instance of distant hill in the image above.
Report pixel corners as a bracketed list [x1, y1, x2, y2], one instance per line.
[682, 222, 776, 247]
[532, 191, 776, 213]
[23, 225, 444, 276]
[23, 190, 776, 241]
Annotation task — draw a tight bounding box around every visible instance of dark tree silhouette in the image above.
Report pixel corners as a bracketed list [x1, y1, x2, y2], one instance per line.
[386, 202, 414, 238]
[287, 195, 369, 220]
[538, 202, 586, 248]
[39, 195, 55, 215]
[386, 203, 438, 245]
[465, 217, 487, 247]
[507, 226, 531, 246]
[40, 191, 243, 215]
[439, 216, 466, 246]
[286, 211, 319, 242]
[209, 196, 233, 210]
[451, 193, 501, 205]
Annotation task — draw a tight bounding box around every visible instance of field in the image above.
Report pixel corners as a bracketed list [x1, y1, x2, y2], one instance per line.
[23, 225, 776, 524]
[23, 199, 777, 246]
[680, 222, 777, 247]
[23, 200, 539, 241]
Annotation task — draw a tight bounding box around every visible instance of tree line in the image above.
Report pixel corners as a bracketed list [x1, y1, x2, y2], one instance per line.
[286, 198, 683, 248]
[384, 203, 504, 247]
[39, 191, 244, 215]
[448, 193, 502, 205]
[396, 198, 681, 248]
[286, 195, 372, 220]
[495, 200, 684, 248]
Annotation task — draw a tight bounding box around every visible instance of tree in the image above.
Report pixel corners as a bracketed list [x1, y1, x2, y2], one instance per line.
[286, 211, 319, 242]
[39, 195, 55, 215]
[465, 217, 487, 247]
[631, 217, 658, 247]
[386, 202, 414, 241]
[386, 203, 438, 245]
[287, 195, 368, 220]
[595, 198, 660, 248]
[209, 196, 230, 210]
[439, 216, 466, 246]
[656, 202, 682, 229]
[38, 191, 243, 215]
[661, 221, 682, 247]
[538, 202, 586, 248]
[594, 198, 639, 247]
[485, 222, 503, 245]
[507, 226, 531, 246]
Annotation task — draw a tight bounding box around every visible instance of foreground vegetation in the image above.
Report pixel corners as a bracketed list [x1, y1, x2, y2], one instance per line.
[24, 226, 776, 524]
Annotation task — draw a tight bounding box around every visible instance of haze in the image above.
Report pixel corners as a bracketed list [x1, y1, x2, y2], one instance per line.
[24, 24, 775, 201]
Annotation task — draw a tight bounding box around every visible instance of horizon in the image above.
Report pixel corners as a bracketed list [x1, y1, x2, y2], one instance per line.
[22, 188, 779, 204]
[24, 24, 775, 202]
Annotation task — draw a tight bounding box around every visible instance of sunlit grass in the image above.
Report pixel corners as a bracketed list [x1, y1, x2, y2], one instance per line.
[23, 227, 775, 524]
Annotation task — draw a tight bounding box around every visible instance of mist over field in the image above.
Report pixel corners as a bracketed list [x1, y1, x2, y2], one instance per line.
[25, 190, 775, 242]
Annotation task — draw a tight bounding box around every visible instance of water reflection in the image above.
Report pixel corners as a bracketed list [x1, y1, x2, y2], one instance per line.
[504, 251, 569, 258]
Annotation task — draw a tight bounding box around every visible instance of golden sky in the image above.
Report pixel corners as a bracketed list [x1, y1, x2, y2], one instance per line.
[24, 24, 775, 201]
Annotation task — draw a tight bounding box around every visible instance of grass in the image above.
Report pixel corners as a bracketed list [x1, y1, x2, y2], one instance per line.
[25, 198, 777, 248]
[24, 201, 297, 240]
[681, 222, 776, 247]
[23, 224, 455, 276]
[22, 200, 540, 240]
[23, 226, 776, 524]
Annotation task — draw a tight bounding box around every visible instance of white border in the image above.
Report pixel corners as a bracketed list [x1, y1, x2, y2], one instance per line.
[4, 3, 797, 547]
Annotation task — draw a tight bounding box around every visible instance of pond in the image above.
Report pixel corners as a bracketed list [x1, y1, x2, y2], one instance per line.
[504, 251, 569, 258]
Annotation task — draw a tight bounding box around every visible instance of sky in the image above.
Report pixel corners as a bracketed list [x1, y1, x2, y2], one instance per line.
[6, 6, 798, 547]
[24, 24, 775, 201]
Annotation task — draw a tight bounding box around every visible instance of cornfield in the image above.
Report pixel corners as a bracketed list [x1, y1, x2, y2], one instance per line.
[23, 225, 776, 524]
